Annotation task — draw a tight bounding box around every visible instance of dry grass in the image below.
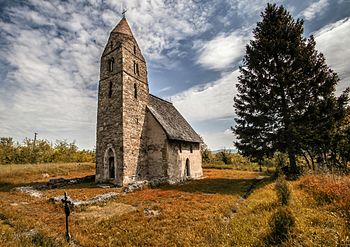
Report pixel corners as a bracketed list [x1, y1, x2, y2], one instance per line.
[227, 174, 350, 246]
[0, 163, 349, 246]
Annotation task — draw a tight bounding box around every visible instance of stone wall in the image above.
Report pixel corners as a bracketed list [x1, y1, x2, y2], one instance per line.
[121, 38, 149, 185]
[167, 141, 202, 184]
[96, 32, 149, 186]
[96, 40, 124, 185]
[96, 20, 203, 187]
[145, 111, 168, 180]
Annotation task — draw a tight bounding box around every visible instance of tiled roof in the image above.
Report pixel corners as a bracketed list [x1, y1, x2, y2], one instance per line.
[147, 94, 202, 143]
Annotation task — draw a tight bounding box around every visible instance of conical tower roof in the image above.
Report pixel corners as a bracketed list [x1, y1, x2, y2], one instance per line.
[111, 17, 133, 36]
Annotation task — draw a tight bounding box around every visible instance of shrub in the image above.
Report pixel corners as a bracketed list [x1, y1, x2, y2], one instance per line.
[31, 231, 58, 247]
[275, 176, 291, 205]
[268, 207, 295, 244]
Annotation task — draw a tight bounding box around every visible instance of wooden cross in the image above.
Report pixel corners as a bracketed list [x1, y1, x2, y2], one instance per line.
[61, 192, 71, 242]
[122, 8, 127, 18]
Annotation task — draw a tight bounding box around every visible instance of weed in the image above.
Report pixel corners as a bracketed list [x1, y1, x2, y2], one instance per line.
[31, 231, 58, 247]
[267, 207, 295, 245]
[275, 176, 291, 205]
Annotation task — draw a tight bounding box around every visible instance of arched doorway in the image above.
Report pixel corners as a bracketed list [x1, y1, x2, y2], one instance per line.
[109, 157, 115, 179]
[106, 148, 115, 179]
[185, 158, 190, 177]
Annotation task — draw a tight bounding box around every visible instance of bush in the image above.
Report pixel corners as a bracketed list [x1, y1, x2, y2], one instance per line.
[275, 176, 291, 205]
[268, 207, 295, 244]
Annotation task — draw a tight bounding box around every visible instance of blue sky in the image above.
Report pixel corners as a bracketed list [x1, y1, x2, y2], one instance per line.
[0, 0, 349, 150]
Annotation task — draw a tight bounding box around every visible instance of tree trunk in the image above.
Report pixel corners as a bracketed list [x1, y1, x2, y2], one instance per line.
[288, 150, 298, 174]
[306, 150, 315, 171]
[302, 151, 311, 170]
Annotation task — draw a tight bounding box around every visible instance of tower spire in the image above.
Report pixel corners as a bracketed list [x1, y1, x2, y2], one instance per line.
[111, 16, 133, 36]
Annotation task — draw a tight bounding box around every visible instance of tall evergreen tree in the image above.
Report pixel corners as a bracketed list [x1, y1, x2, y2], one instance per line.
[233, 4, 345, 173]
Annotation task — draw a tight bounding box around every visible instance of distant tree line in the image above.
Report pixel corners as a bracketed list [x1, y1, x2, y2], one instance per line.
[201, 144, 253, 166]
[233, 4, 350, 174]
[0, 137, 95, 164]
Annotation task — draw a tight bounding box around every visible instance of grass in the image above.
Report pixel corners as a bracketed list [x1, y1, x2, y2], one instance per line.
[202, 163, 275, 174]
[0, 163, 349, 246]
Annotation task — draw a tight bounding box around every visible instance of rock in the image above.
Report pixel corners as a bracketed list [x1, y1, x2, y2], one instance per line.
[47, 175, 95, 189]
[123, 180, 149, 193]
[144, 208, 160, 217]
[14, 186, 42, 198]
[97, 184, 111, 189]
[49, 194, 73, 204]
[149, 178, 168, 187]
[49, 192, 118, 207]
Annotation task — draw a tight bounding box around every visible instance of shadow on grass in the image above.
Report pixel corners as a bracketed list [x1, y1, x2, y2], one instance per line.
[0, 179, 100, 192]
[160, 176, 274, 196]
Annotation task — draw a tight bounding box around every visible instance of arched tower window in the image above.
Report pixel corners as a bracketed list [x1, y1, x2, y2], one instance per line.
[133, 45, 136, 54]
[108, 81, 112, 98]
[134, 83, 138, 99]
[136, 63, 139, 76]
[190, 145, 193, 153]
[109, 57, 114, 72]
[133, 61, 140, 76]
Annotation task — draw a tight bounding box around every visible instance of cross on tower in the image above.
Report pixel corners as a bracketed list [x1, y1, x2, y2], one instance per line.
[122, 8, 127, 18]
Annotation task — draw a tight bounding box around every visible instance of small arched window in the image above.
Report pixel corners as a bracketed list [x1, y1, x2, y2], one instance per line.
[133, 61, 136, 74]
[109, 58, 114, 72]
[134, 83, 138, 99]
[190, 145, 193, 153]
[133, 45, 136, 54]
[108, 81, 112, 98]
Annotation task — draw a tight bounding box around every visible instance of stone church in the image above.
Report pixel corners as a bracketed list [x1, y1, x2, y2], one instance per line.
[95, 17, 203, 186]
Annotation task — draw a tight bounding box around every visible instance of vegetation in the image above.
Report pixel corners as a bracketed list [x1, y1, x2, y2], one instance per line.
[275, 176, 291, 206]
[233, 3, 350, 174]
[267, 207, 295, 244]
[0, 137, 95, 164]
[0, 163, 349, 246]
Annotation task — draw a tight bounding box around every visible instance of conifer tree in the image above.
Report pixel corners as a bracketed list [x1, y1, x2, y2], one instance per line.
[233, 4, 345, 173]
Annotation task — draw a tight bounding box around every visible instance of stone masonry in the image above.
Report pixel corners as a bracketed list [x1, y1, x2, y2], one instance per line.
[96, 17, 203, 186]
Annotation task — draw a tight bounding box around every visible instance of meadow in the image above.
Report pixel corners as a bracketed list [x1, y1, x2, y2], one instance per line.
[0, 162, 349, 246]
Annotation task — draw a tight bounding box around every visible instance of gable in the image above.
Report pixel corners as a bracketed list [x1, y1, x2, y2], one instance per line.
[147, 94, 202, 143]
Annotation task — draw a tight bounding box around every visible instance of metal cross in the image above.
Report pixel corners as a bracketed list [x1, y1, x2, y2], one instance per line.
[61, 192, 71, 242]
[122, 8, 127, 18]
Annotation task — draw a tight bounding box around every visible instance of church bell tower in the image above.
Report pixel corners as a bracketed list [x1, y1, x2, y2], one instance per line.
[95, 17, 149, 185]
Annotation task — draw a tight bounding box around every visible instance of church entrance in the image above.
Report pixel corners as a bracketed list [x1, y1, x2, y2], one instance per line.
[109, 156, 115, 179]
[106, 148, 115, 179]
[185, 158, 190, 177]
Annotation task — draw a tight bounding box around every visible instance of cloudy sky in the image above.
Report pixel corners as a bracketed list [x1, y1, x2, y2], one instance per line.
[0, 0, 349, 150]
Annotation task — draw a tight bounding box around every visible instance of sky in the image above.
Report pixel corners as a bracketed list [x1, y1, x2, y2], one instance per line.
[0, 0, 349, 151]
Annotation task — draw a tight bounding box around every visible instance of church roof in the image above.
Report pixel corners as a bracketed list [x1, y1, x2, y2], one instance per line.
[111, 17, 133, 36]
[147, 94, 202, 143]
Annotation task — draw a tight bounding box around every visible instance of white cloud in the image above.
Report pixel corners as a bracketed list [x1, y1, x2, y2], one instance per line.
[196, 29, 251, 70]
[301, 0, 329, 21]
[0, 1, 218, 149]
[314, 17, 350, 94]
[227, 0, 286, 19]
[171, 70, 239, 122]
[103, 0, 214, 67]
[201, 128, 236, 151]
